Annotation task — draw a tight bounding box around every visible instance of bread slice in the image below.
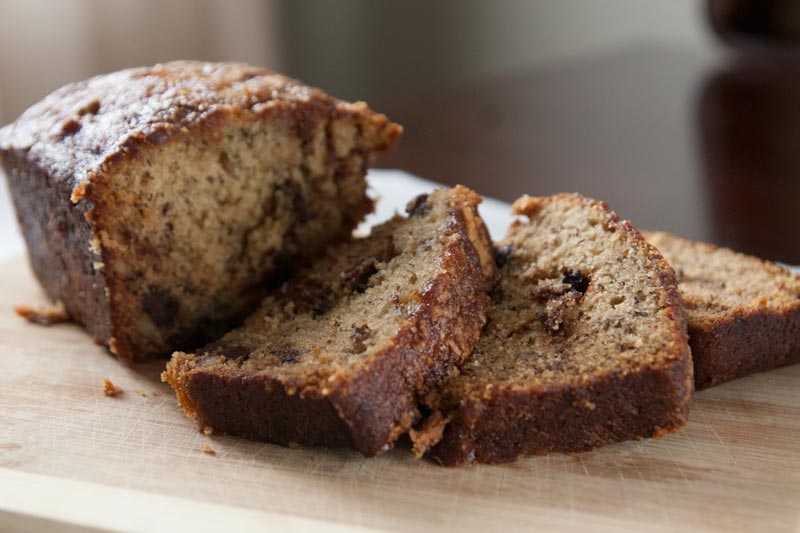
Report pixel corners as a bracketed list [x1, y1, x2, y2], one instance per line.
[163, 187, 496, 457]
[411, 194, 693, 466]
[644, 231, 800, 389]
[0, 61, 401, 362]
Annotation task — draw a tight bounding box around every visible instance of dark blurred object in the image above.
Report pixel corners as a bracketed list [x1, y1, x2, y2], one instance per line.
[380, 44, 800, 265]
[699, 60, 800, 264]
[709, 0, 800, 46]
[380, 46, 711, 245]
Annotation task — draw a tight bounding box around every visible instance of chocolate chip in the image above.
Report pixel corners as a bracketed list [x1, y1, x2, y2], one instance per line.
[351, 324, 371, 353]
[295, 114, 317, 144]
[218, 151, 233, 174]
[204, 341, 251, 362]
[60, 119, 81, 136]
[142, 288, 180, 327]
[562, 268, 590, 294]
[276, 345, 300, 364]
[490, 287, 505, 304]
[495, 245, 514, 268]
[292, 189, 310, 223]
[286, 279, 332, 317]
[375, 237, 398, 263]
[405, 194, 430, 217]
[277, 179, 311, 223]
[342, 257, 380, 293]
[311, 297, 332, 317]
[78, 99, 100, 116]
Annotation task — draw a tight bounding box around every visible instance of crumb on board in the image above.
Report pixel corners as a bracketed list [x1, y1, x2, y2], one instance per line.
[202, 442, 216, 455]
[102, 378, 124, 397]
[409, 411, 450, 459]
[203, 426, 214, 436]
[138, 390, 147, 397]
[14, 302, 71, 326]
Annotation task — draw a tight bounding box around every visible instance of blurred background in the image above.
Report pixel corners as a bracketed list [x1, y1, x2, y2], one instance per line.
[1, 0, 799, 263]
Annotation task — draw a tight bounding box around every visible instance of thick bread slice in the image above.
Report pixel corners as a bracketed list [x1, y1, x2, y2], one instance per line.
[0, 61, 401, 362]
[412, 194, 693, 466]
[163, 186, 496, 457]
[645, 231, 800, 389]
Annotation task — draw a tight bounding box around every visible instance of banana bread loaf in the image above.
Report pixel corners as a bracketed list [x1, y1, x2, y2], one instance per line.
[163, 187, 496, 457]
[645, 231, 800, 389]
[411, 194, 693, 466]
[0, 61, 401, 362]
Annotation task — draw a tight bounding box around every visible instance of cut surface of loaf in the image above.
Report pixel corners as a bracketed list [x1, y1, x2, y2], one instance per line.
[163, 187, 497, 457]
[411, 194, 693, 466]
[0, 61, 401, 362]
[645, 231, 800, 389]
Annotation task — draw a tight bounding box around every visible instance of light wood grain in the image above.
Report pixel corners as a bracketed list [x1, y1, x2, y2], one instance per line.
[1, 255, 799, 533]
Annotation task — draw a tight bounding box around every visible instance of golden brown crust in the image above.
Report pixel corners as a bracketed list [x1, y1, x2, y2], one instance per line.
[0, 61, 400, 191]
[0, 62, 401, 362]
[415, 193, 693, 466]
[429, 362, 691, 465]
[690, 308, 800, 388]
[645, 230, 800, 388]
[163, 186, 496, 457]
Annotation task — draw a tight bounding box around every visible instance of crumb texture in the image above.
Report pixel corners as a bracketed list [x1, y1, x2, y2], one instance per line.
[414, 194, 693, 466]
[14, 302, 71, 326]
[645, 231, 800, 388]
[0, 61, 402, 361]
[102, 378, 124, 397]
[163, 186, 496, 457]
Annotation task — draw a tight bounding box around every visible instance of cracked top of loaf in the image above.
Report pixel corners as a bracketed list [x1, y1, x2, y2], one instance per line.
[0, 60, 401, 191]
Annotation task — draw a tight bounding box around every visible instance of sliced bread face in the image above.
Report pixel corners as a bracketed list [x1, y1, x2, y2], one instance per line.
[645, 231, 800, 389]
[163, 186, 497, 457]
[412, 194, 693, 466]
[0, 61, 401, 362]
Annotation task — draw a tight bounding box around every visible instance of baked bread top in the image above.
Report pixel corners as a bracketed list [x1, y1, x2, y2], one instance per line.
[413, 194, 693, 465]
[0, 61, 401, 362]
[0, 60, 400, 192]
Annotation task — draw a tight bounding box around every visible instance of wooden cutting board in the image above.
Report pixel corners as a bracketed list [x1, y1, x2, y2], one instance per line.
[1, 255, 799, 533]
